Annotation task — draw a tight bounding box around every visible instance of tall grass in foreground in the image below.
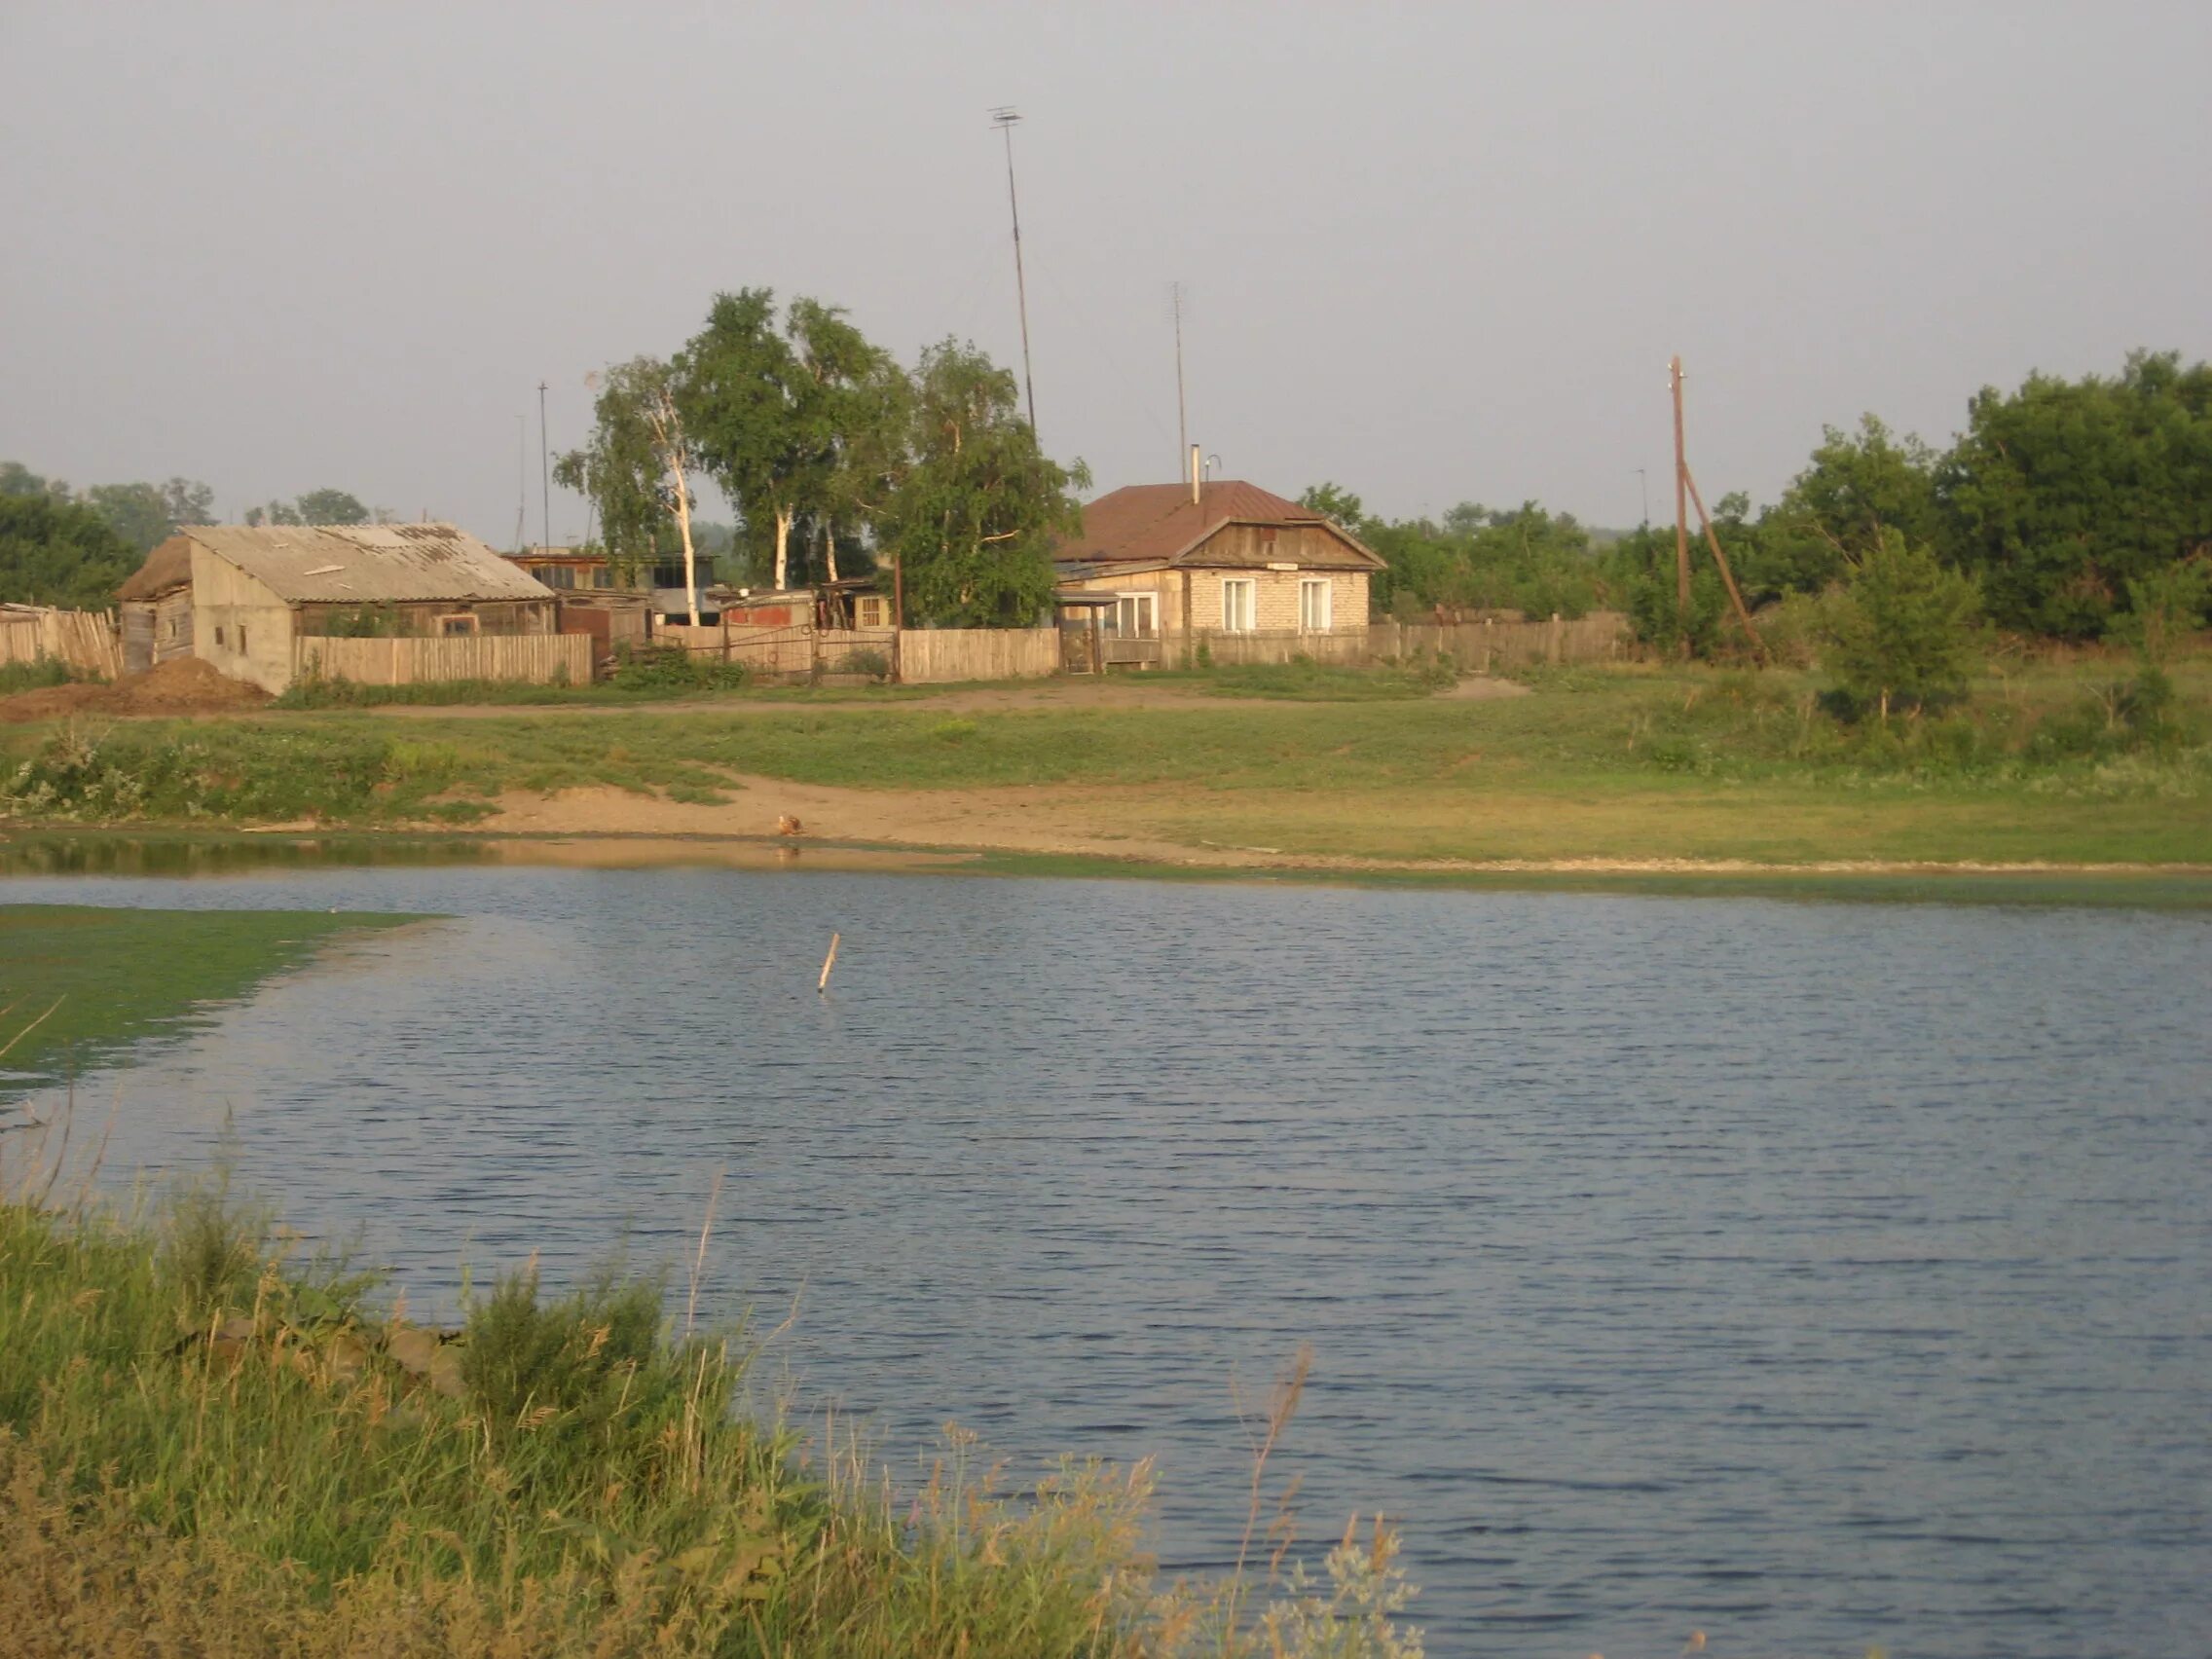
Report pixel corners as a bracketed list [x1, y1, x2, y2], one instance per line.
[0, 1101, 1422, 1656]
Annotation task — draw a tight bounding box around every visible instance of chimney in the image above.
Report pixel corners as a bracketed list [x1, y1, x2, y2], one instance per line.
[1189, 443, 1201, 506]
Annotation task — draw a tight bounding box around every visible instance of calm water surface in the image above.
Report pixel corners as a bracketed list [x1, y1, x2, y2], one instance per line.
[6, 866, 2208, 1658]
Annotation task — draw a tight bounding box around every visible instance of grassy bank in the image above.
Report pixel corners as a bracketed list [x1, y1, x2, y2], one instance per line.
[1, 905, 417, 1089]
[2, 657, 2207, 866]
[0, 1179, 1419, 1657]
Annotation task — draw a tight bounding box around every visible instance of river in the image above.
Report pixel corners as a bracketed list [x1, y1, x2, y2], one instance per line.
[4, 861, 2207, 1657]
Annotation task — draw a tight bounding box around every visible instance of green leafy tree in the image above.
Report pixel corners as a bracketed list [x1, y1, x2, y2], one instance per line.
[680, 288, 820, 589]
[788, 297, 905, 586]
[1939, 350, 2212, 638]
[0, 492, 139, 608]
[876, 339, 1087, 626]
[243, 500, 302, 527]
[84, 482, 180, 556]
[1297, 483, 1367, 532]
[1819, 529, 1983, 719]
[292, 489, 370, 526]
[161, 477, 215, 528]
[1743, 416, 1941, 601]
[558, 356, 702, 606]
[0, 462, 73, 503]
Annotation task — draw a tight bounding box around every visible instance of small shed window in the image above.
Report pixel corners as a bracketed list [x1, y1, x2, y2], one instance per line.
[238, 625, 246, 655]
[438, 614, 481, 636]
[213, 626, 225, 648]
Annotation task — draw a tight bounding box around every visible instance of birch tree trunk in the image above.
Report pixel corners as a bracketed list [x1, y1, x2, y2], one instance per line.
[774, 508, 793, 590]
[825, 525, 839, 584]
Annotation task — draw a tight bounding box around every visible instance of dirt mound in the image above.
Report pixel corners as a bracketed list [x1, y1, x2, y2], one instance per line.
[0, 657, 273, 722]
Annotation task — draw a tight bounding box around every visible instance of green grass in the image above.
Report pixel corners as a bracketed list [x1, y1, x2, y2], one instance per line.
[0, 658, 82, 695]
[0, 1177, 1420, 1656]
[0, 905, 416, 1090]
[4, 657, 2208, 866]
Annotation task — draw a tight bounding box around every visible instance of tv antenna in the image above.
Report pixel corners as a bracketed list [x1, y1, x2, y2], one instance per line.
[989, 106, 1038, 441]
[1168, 280, 1190, 472]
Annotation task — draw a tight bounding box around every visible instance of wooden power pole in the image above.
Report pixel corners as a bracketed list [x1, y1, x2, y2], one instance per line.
[1669, 353, 1766, 663]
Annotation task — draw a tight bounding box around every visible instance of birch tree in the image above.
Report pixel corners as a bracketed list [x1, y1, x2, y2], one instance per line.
[556, 356, 701, 615]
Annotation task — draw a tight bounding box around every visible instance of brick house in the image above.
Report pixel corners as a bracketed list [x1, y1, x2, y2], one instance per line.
[1052, 474, 1383, 667]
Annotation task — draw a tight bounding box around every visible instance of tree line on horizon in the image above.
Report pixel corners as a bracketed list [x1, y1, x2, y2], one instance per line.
[0, 465, 384, 610]
[1302, 349, 2212, 652]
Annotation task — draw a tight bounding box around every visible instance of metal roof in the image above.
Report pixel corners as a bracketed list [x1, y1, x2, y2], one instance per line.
[144, 524, 554, 605]
[1051, 482, 1384, 570]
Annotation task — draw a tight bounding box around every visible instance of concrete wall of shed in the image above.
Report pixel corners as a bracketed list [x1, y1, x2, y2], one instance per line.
[190, 548, 296, 692]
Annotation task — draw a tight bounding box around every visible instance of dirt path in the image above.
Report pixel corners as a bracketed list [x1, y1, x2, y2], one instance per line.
[358, 677, 1533, 719]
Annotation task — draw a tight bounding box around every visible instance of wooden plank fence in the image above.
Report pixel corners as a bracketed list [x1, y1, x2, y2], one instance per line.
[293, 633, 592, 687]
[898, 628, 1059, 683]
[0, 608, 124, 679]
[1371, 612, 1631, 670]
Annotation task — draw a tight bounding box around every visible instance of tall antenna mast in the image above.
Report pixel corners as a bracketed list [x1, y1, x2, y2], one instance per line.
[1169, 279, 1188, 473]
[513, 414, 526, 552]
[989, 107, 1039, 440]
[537, 381, 552, 551]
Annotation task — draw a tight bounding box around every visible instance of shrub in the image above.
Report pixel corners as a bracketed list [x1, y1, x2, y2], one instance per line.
[608, 643, 750, 693]
[1819, 529, 1982, 719]
[0, 657, 79, 695]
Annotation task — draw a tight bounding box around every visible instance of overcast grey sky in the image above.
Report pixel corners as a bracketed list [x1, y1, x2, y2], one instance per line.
[4, 2, 2207, 543]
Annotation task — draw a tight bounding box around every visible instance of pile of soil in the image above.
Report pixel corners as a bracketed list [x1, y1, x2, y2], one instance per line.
[0, 657, 273, 722]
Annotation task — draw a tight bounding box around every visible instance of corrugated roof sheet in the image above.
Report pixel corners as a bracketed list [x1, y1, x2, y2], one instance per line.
[1051, 482, 1382, 569]
[129, 524, 554, 605]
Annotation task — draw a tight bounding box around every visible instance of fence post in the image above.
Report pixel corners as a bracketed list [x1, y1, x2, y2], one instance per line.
[1549, 612, 1562, 665]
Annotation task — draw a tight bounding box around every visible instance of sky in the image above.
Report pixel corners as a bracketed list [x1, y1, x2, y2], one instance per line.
[4, 1, 2208, 545]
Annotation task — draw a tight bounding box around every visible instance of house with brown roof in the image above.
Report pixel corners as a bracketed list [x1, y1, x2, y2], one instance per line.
[119, 523, 556, 692]
[1052, 466, 1383, 667]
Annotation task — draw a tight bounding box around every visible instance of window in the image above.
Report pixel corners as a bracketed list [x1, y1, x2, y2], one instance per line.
[1220, 578, 1256, 633]
[237, 625, 246, 655]
[854, 594, 893, 629]
[1107, 593, 1157, 638]
[438, 613, 480, 636]
[213, 626, 225, 648]
[1299, 577, 1332, 633]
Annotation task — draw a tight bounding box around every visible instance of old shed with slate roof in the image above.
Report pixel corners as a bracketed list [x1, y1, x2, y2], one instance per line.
[1052, 476, 1382, 667]
[119, 523, 556, 691]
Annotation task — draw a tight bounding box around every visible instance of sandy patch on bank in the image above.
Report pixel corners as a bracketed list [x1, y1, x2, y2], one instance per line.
[482, 778, 1218, 864]
[469, 780, 2207, 877]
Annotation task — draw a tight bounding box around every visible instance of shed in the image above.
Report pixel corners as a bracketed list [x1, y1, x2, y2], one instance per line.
[119, 523, 556, 692]
[1052, 474, 1383, 666]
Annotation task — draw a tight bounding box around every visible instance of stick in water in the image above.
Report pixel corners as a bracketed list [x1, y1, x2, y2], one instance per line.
[818, 932, 841, 993]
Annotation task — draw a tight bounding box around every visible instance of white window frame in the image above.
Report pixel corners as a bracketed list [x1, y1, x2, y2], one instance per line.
[1220, 577, 1256, 634]
[1299, 577, 1333, 633]
[1109, 592, 1158, 639]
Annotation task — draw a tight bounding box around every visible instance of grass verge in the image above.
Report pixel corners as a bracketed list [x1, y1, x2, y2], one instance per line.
[2, 657, 2207, 866]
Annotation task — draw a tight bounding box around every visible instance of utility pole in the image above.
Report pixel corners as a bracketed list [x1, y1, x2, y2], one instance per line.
[1170, 279, 1188, 472]
[1669, 353, 1767, 663]
[1670, 355, 1691, 650]
[989, 107, 1038, 440]
[537, 381, 552, 553]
